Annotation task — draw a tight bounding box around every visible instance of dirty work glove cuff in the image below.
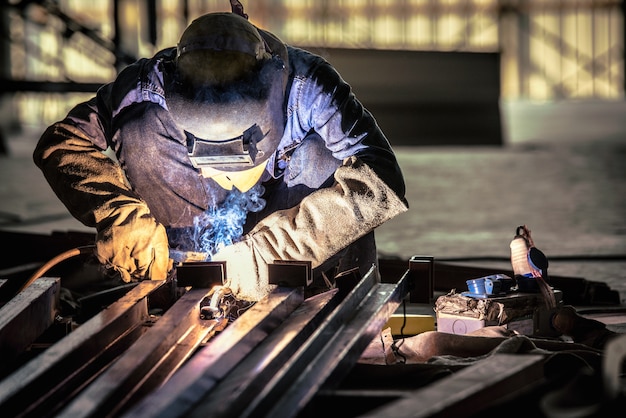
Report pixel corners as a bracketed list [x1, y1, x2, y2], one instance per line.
[95, 203, 170, 282]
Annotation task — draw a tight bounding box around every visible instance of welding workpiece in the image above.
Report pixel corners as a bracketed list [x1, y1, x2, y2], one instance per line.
[175, 261, 226, 288]
[199, 286, 234, 320]
[175, 259, 313, 321]
[268, 260, 312, 288]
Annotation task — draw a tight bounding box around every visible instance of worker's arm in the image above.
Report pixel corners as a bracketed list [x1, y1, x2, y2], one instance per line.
[213, 156, 408, 301]
[33, 94, 170, 282]
[292, 46, 408, 206]
[213, 49, 409, 301]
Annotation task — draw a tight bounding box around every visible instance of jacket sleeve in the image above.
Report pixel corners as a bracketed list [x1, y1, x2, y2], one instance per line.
[212, 51, 409, 301]
[296, 49, 408, 207]
[32, 53, 164, 226]
[213, 156, 408, 301]
[33, 98, 146, 228]
[33, 85, 170, 282]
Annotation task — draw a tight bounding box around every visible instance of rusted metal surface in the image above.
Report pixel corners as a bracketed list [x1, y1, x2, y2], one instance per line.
[190, 289, 340, 418]
[0, 277, 60, 375]
[122, 265, 387, 418]
[0, 280, 163, 418]
[2, 253, 614, 417]
[122, 286, 305, 418]
[243, 266, 410, 418]
[360, 353, 545, 418]
[0, 258, 463, 418]
[0, 264, 408, 418]
[56, 287, 222, 418]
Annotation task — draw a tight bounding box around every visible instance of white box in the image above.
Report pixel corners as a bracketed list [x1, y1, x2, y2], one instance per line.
[435, 290, 562, 337]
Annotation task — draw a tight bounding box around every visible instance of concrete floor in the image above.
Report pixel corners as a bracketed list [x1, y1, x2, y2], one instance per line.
[1, 99, 626, 302]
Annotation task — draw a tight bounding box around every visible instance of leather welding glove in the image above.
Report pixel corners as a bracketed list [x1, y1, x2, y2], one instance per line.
[95, 204, 170, 282]
[34, 122, 170, 282]
[212, 156, 408, 301]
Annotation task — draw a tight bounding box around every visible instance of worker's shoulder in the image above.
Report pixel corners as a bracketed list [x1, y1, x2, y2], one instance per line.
[115, 48, 176, 83]
[286, 45, 339, 80]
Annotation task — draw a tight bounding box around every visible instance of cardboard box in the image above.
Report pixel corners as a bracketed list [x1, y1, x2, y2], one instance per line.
[434, 290, 562, 337]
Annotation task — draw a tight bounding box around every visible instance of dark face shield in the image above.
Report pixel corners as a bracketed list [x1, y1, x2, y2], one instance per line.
[185, 124, 265, 167]
[166, 53, 286, 174]
[164, 12, 289, 191]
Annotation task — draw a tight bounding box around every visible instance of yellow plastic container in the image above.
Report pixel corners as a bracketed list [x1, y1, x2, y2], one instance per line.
[383, 314, 435, 336]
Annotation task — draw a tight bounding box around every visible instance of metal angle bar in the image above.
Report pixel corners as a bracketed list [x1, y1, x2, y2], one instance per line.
[238, 265, 387, 417]
[259, 273, 410, 418]
[0, 280, 163, 417]
[360, 353, 546, 418]
[0, 277, 60, 376]
[56, 287, 221, 418]
[122, 286, 304, 418]
[189, 289, 340, 418]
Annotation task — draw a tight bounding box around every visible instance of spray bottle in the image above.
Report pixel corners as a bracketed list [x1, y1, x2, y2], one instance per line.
[510, 225, 556, 309]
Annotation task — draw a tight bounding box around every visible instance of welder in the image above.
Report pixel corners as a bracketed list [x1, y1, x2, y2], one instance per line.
[32, 2, 408, 302]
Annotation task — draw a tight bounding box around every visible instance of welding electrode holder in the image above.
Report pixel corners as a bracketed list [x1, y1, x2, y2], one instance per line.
[199, 286, 234, 320]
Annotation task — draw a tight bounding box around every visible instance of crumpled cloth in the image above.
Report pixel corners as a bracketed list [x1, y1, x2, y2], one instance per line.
[360, 328, 603, 372]
[425, 334, 550, 366]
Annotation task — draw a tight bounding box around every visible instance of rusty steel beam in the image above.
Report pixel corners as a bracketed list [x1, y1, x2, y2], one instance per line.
[0, 277, 60, 377]
[189, 289, 341, 418]
[0, 261, 413, 417]
[122, 285, 305, 418]
[56, 287, 223, 418]
[241, 266, 410, 418]
[0, 280, 163, 418]
[359, 353, 545, 418]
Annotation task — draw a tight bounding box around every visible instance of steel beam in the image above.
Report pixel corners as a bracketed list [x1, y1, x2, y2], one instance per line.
[0, 280, 163, 418]
[56, 287, 222, 418]
[0, 277, 60, 376]
[243, 267, 410, 418]
[189, 289, 341, 418]
[359, 353, 545, 418]
[122, 286, 305, 418]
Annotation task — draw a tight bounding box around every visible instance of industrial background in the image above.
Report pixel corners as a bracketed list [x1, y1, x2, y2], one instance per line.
[1, 1, 625, 295]
[1, 1, 626, 416]
[1, 0, 624, 134]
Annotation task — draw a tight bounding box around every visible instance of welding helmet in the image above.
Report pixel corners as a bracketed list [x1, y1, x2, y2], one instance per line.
[165, 12, 288, 192]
